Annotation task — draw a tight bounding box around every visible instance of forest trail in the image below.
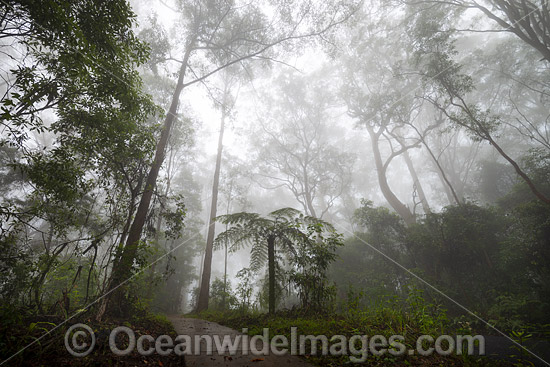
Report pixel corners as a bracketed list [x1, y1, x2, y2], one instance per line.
[168, 316, 314, 367]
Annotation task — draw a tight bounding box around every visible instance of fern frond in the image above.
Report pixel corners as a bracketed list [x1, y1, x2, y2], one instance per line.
[216, 212, 261, 225]
[250, 240, 268, 272]
[269, 207, 301, 220]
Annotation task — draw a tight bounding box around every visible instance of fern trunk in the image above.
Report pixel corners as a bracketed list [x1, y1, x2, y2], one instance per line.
[267, 235, 275, 314]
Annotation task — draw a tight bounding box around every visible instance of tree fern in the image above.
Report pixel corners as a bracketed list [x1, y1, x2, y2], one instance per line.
[213, 207, 343, 313]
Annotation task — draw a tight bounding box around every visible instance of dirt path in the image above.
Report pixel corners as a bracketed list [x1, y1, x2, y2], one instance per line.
[167, 316, 314, 367]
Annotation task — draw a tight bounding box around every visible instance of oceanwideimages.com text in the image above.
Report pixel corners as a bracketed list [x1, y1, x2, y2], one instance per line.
[65, 323, 485, 362]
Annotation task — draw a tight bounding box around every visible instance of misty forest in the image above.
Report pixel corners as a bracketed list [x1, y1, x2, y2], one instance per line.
[1, 0, 550, 366]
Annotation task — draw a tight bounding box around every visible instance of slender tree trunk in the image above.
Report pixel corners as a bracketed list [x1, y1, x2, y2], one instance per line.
[303, 167, 318, 218]
[154, 146, 175, 241]
[418, 132, 462, 205]
[267, 235, 276, 314]
[222, 186, 232, 310]
[301, 148, 318, 218]
[196, 102, 227, 312]
[431, 153, 461, 205]
[402, 149, 431, 214]
[98, 40, 195, 319]
[434, 164, 457, 205]
[367, 127, 416, 226]
[408, 118, 461, 205]
[442, 87, 550, 204]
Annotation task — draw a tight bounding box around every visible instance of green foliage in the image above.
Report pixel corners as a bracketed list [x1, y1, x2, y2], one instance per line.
[209, 278, 238, 311]
[493, 149, 550, 326]
[215, 208, 343, 312]
[334, 197, 550, 330]
[0, 0, 160, 313]
[39, 256, 99, 313]
[287, 227, 340, 311]
[407, 203, 505, 308]
[199, 290, 458, 366]
[478, 160, 516, 203]
[256, 267, 286, 312]
[235, 267, 255, 312]
[0, 231, 34, 306]
[354, 199, 406, 238]
[508, 330, 535, 367]
[330, 200, 409, 305]
[160, 194, 187, 240]
[405, 287, 448, 334]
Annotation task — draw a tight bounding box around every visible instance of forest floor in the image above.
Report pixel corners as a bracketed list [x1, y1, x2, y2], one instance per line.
[0, 312, 186, 366]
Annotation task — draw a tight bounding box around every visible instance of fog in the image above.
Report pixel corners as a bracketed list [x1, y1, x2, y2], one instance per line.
[1, 1, 550, 365]
[123, 0, 550, 313]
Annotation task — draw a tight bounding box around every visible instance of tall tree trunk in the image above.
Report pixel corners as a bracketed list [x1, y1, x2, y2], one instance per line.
[367, 127, 416, 226]
[221, 186, 232, 310]
[196, 102, 227, 312]
[434, 163, 458, 205]
[98, 40, 195, 319]
[402, 149, 431, 214]
[303, 166, 318, 218]
[427, 146, 461, 205]
[408, 118, 461, 205]
[146, 147, 175, 299]
[267, 235, 276, 314]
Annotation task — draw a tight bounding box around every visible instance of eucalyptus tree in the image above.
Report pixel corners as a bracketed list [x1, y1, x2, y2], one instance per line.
[197, 69, 239, 312]
[405, 2, 550, 204]
[108, 0, 360, 315]
[217, 154, 251, 309]
[144, 114, 197, 305]
[426, 123, 480, 203]
[400, 0, 550, 63]
[136, 16, 204, 311]
[214, 208, 343, 314]
[468, 35, 550, 154]
[404, 108, 477, 206]
[339, 13, 430, 225]
[251, 68, 355, 220]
